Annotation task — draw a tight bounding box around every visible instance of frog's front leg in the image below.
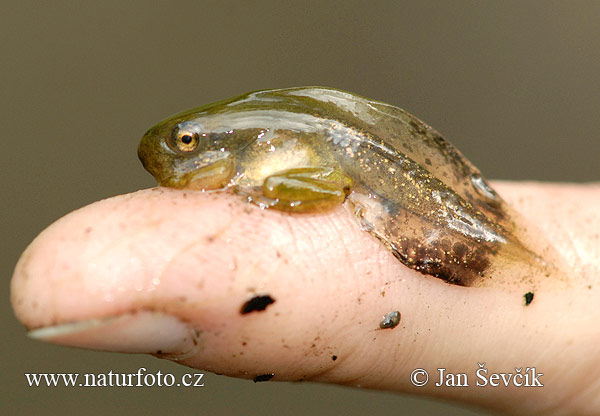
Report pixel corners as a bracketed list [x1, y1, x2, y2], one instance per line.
[256, 167, 353, 212]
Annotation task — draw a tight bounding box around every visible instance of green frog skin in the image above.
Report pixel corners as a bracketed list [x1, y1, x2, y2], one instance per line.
[138, 87, 563, 288]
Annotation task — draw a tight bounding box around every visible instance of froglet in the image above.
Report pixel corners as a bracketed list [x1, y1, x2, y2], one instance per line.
[138, 87, 563, 288]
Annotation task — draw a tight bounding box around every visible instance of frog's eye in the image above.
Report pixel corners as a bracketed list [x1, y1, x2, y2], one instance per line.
[172, 124, 201, 152]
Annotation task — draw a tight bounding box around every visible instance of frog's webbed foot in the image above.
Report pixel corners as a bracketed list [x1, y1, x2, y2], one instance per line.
[240, 167, 353, 212]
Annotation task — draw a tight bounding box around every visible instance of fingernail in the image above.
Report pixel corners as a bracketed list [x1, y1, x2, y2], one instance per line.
[28, 312, 200, 356]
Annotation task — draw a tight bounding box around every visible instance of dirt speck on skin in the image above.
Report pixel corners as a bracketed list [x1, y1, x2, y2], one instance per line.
[524, 292, 534, 306]
[240, 295, 276, 314]
[253, 373, 274, 382]
[379, 311, 401, 329]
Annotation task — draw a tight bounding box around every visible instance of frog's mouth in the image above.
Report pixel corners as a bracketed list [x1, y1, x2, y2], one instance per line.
[167, 153, 236, 190]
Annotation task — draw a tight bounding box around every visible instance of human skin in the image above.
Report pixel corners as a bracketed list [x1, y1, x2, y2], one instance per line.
[10, 181, 600, 415]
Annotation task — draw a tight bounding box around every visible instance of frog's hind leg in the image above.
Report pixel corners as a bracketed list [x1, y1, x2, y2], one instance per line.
[259, 167, 353, 212]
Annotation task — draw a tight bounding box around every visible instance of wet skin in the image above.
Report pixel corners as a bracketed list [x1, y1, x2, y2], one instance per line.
[138, 87, 563, 287]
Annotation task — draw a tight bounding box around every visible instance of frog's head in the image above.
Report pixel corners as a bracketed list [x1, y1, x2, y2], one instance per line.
[139, 87, 334, 189]
[138, 105, 254, 190]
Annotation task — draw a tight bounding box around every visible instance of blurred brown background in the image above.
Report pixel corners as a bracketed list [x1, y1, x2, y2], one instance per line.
[3, 1, 599, 415]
